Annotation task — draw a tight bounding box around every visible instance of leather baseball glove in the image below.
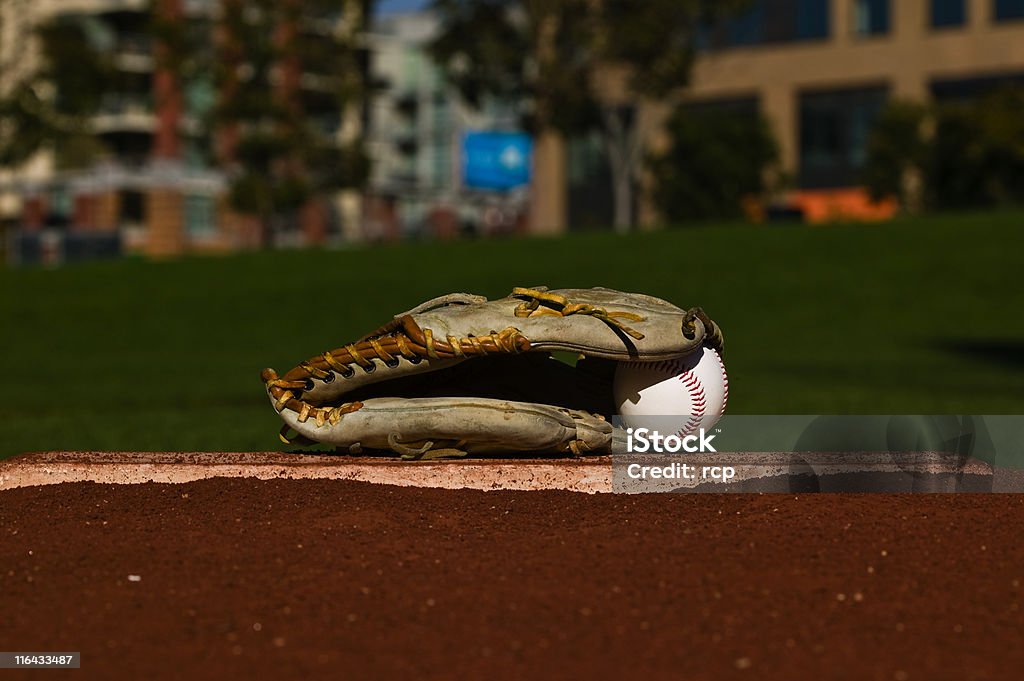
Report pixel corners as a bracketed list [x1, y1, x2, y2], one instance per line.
[261, 286, 723, 459]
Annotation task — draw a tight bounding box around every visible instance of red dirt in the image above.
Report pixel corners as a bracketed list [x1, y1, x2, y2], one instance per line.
[2, 479, 1023, 680]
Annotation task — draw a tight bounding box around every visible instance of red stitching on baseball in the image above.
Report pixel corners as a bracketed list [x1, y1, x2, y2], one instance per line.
[675, 359, 706, 439]
[711, 348, 729, 415]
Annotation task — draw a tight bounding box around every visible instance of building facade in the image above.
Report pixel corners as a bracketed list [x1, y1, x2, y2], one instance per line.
[674, 0, 1024, 222]
[1, 0, 366, 263]
[534, 0, 1024, 230]
[1, 0, 223, 258]
[364, 11, 527, 240]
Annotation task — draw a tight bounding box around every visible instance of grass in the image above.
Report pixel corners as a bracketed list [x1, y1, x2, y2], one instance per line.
[2, 210, 1023, 459]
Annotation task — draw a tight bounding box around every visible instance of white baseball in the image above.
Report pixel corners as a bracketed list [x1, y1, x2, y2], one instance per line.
[613, 345, 729, 436]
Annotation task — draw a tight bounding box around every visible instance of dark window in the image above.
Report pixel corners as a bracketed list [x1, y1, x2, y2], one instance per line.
[994, 0, 1024, 20]
[727, 4, 765, 45]
[799, 86, 888, 188]
[705, 0, 829, 48]
[853, 0, 890, 35]
[931, 0, 967, 27]
[119, 191, 145, 224]
[796, 0, 831, 38]
[99, 131, 150, 168]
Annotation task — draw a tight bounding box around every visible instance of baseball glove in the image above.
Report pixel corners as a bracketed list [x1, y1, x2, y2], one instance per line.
[261, 286, 723, 459]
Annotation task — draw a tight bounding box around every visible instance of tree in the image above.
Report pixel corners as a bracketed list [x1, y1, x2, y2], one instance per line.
[214, 0, 369, 246]
[0, 16, 114, 170]
[863, 88, 1024, 212]
[429, 0, 746, 233]
[648, 103, 778, 222]
[862, 100, 928, 211]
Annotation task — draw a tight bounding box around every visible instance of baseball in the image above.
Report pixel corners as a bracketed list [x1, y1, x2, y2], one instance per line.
[613, 345, 729, 436]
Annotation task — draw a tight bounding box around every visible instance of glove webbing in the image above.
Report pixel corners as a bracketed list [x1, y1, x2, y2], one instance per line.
[262, 316, 531, 424]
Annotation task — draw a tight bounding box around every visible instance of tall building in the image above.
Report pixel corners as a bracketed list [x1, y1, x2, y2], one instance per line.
[1, 0, 221, 254]
[0, 0, 46, 225]
[1, 0, 366, 262]
[364, 10, 526, 239]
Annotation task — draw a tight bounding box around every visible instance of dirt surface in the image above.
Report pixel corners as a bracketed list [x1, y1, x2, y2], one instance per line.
[2, 479, 1023, 680]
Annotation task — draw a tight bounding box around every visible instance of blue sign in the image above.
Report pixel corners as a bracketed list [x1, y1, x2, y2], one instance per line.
[462, 131, 533, 191]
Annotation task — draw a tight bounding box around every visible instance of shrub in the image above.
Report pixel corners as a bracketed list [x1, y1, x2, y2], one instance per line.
[864, 87, 1024, 211]
[648, 104, 778, 222]
[862, 101, 928, 206]
[932, 88, 1024, 209]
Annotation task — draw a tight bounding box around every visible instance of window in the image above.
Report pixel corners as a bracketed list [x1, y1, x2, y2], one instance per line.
[727, 4, 765, 45]
[48, 186, 72, 222]
[994, 0, 1024, 21]
[796, 0, 831, 38]
[185, 77, 215, 119]
[799, 86, 888, 188]
[119, 190, 144, 225]
[185, 195, 215, 235]
[853, 0, 889, 35]
[931, 0, 967, 27]
[704, 0, 829, 49]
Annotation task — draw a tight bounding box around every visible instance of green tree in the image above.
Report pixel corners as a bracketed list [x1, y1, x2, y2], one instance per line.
[862, 100, 928, 211]
[215, 0, 369, 246]
[429, 0, 746, 232]
[936, 87, 1024, 208]
[648, 104, 778, 222]
[0, 16, 113, 169]
[863, 88, 1024, 212]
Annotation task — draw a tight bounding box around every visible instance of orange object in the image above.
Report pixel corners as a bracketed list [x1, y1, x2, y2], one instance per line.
[788, 187, 897, 223]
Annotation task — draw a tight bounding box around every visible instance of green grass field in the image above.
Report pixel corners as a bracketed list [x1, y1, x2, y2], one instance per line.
[2, 210, 1023, 459]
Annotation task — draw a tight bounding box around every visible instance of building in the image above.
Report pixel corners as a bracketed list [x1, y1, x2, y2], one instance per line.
[1, 0, 366, 263]
[0, 0, 47, 228]
[534, 0, 1024, 230]
[1, 0, 223, 258]
[364, 10, 527, 240]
